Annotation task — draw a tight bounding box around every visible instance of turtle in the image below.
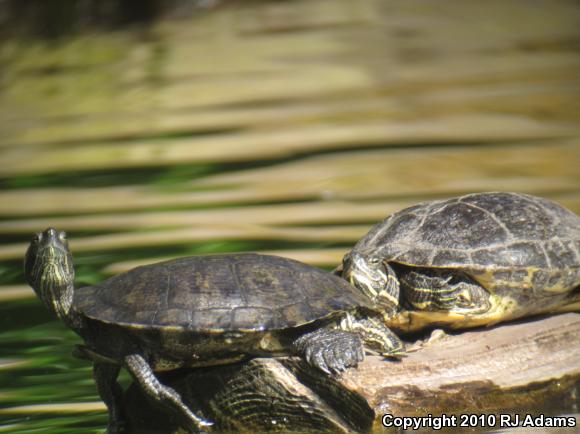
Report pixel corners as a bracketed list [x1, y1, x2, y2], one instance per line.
[24, 228, 404, 434]
[339, 192, 580, 332]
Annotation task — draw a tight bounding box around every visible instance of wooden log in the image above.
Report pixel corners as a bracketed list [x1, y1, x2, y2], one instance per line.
[343, 313, 580, 426]
[124, 313, 580, 433]
[125, 358, 374, 433]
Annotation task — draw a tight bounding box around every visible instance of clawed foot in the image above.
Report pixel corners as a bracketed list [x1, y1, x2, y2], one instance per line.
[158, 383, 213, 433]
[124, 353, 212, 434]
[294, 328, 364, 375]
[183, 423, 212, 434]
[180, 405, 213, 434]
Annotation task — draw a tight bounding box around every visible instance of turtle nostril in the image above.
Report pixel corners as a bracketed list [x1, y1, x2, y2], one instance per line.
[46, 228, 59, 239]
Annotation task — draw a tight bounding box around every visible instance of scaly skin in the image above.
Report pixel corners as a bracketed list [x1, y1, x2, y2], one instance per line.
[24, 228, 212, 434]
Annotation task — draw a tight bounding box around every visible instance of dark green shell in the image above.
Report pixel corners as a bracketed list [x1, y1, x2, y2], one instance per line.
[75, 253, 372, 333]
[353, 192, 580, 291]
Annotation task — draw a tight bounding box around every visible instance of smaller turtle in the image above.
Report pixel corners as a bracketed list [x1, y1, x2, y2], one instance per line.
[25, 229, 404, 433]
[339, 192, 580, 332]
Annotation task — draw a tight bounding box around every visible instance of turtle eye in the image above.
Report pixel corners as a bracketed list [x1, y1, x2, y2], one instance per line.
[58, 231, 67, 242]
[33, 232, 43, 243]
[369, 257, 381, 265]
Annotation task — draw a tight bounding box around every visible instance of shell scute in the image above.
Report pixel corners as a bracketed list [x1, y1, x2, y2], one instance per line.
[358, 193, 580, 273]
[503, 242, 549, 268]
[155, 309, 193, 327]
[510, 269, 532, 282]
[470, 247, 509, 268]
[430, 249, 472, 267]
[393, 248, 433, 266]
[190, 308, 236, 330]
[531, 269, 551, 289]
[352, 192, 580, 296]
[230, 307, 282, 331]
[366, 212, 421, 251]
[546, 273, 567, 292]
[420, 202, 509, 250]
[545, 240, 579, 269]
[76, 253, 370, 332]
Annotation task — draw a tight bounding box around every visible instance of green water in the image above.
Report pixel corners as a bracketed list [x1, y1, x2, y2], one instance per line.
[1, 0, 579, 432]
[0, 311, 104, 432]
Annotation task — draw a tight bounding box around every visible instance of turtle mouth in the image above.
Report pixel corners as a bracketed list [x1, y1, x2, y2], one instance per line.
[343, 258, 385, 302]
[25, 227, 74, 294]
[347, 272, 381, 300]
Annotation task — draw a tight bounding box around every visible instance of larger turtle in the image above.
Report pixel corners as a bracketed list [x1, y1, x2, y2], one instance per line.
[24, 228, 403, 433]
[339, 192, 580, 332]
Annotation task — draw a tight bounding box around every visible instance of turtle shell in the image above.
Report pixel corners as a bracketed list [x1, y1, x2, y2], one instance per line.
[353, 192, 580, 291]
[75, 253, 372, 333]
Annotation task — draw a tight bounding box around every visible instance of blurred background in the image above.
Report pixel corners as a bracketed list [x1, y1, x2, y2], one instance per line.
[0, 0, 579, 432]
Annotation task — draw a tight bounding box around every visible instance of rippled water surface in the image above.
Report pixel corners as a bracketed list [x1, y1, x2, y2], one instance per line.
[0, 0, 579, 432]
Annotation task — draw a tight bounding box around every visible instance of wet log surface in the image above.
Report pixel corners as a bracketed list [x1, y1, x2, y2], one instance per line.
[126, 313, 580, 433]
[344, 313, 580, 423]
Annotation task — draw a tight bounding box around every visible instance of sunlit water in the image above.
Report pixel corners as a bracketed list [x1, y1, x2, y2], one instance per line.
[1, 0, 579, 432]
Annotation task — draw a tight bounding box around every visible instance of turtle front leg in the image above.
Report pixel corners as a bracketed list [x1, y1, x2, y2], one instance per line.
[293, 328, 364, 375]
[398, 267, 491, 314]
[123, 354, 212, 434]
[340, 312, 405, 358]
[94, 363, 126, 434]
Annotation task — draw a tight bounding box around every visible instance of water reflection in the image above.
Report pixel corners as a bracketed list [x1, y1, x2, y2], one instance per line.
[0, 0, 579, 432]
[0, 0, 214, 39]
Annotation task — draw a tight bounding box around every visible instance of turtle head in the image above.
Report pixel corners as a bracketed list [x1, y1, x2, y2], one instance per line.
[342, 251, 400, 315]
[24, 228, 75, 320]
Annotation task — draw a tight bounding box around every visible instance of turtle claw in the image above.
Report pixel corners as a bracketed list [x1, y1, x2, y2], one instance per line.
[324, 346, 345, 375]
[312, 348, 332, 374]
[335, 345, 351, 370]
[294, 328, 364, 375]
[354, 342, 365, 363]
[184, 423, 212, 434]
